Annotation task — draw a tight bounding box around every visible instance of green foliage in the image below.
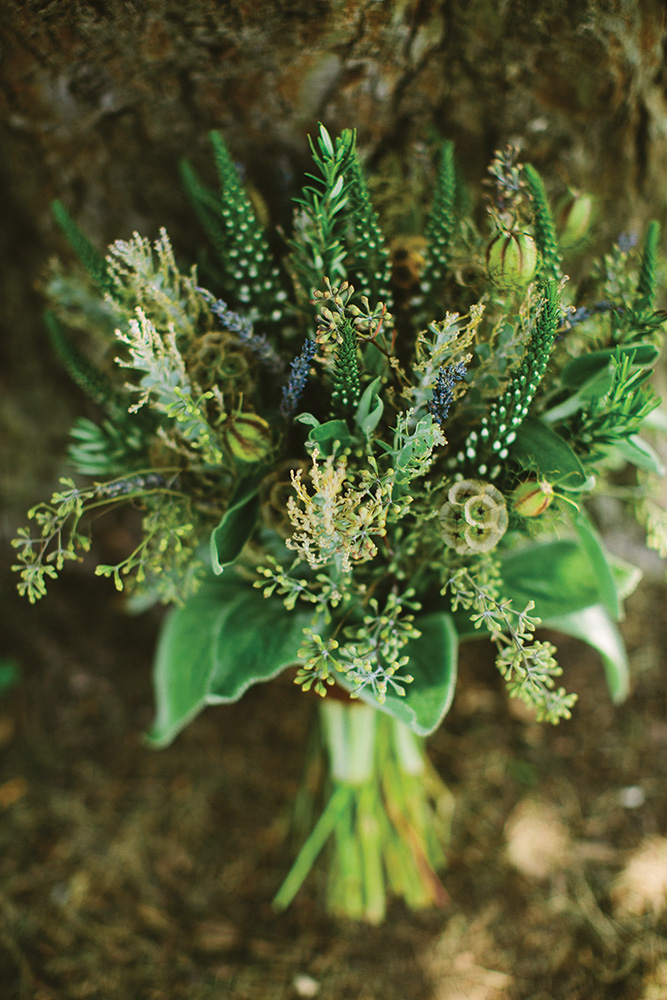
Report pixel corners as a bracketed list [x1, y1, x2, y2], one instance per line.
[523, 163, 563, 282]
[15, 126, 667, 740]
[44, 310, 115, 407]
[148, 574, 311, 747]
[344, 144, 393, 305]
[288, 124, 355, 300]
[634, 220, 661, 314]
[52, 199, 111, 291]
[208, 132, 286, 320]
[420, 140, 457, 311]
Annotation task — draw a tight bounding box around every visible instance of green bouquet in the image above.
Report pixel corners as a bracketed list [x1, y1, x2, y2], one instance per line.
[13, 126, 665, 921]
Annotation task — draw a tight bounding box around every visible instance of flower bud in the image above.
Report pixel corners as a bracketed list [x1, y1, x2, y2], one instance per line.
[486, 230, 538, 289]
[225, 412, 272, 463]
[512, 479, 554, 517]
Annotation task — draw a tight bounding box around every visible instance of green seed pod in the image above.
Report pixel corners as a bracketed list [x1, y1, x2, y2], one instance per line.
[512, 479, 554, 517]
[225, 412, 272, 463]
[557, 192, 595, 249]
[486, 230, 538, 289]
[441, 479, 509, 554]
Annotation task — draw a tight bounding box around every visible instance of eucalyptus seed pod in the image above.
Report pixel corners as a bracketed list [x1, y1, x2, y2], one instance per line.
[486, 230, 538, 289]
[512, 479, 554, 517]
[557, 192, 595, 249]
[225, 412, 272, 463]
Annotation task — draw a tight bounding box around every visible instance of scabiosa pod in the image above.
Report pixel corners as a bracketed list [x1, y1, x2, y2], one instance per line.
[439, 479, 508, 554]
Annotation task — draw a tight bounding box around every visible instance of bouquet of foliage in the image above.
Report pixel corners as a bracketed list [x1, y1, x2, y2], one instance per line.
[13, 125, 666, 922]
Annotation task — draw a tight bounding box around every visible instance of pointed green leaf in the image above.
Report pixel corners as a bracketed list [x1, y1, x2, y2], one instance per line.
[308, 419, 352, 455]
[355, 377, 384, 436]
[561, 343, 659, 387]
[206, 588, 310, 703]
[615, 434, 665, 474]
[147, 578, 244, 747]
[341, 612, 459, 736]
[544, 605, 630, 703]
[210, 479, 260, 574]
[500, 538, 634, 621]
[511, 416, 588, 488]
[574, 512, 621, 620]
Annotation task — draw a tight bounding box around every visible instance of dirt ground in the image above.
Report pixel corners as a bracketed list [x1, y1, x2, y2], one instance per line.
[1, 548, 666, 1000]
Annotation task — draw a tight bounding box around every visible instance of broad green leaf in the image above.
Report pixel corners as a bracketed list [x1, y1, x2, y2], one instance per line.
[500, 539, 634, 621]
[561, 343, 659, 387]
[615, 435, 665, 474]
[511, 417, 588, 488]
[207, 587, 310, 703]
[544, 605, 630, 703]
[341, 612, 459, 736]
[210, 479, 260, 574]
[574, 512, 621, 620]
[149, 577, 310, 747]
[308, 419, 352, 455]
[148, 578, 244, 747]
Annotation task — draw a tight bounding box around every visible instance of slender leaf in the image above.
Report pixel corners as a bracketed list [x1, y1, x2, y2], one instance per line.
[574, 512, 621, 620]
[561, 343, 659, 387]
[615, 435, 665, 474]
[210, 479, 260, 574]
[544, 605, 630, 703]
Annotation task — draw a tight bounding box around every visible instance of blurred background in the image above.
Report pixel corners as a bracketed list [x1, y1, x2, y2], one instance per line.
[1, 3, 667, 998]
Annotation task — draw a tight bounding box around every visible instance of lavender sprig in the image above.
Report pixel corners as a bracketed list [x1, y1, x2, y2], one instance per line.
[281, 338, 317, 418]
[197, 288, 285, 374]
[428, 361, 467, 424]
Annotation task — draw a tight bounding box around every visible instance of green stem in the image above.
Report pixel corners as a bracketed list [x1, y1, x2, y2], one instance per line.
[273, 784, 350, 912]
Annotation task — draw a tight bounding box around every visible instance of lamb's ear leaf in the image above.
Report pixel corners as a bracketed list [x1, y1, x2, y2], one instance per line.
[206, 587, 311, 704]
[148, 576, 310, 748]
[543, 605, 630, 703]
[499, 538, 636, 621]
[339, 612, 458, 736]
[147, 578, 244, 748]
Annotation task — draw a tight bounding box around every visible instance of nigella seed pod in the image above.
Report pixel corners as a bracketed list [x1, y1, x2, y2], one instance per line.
[512, 479, 554, 517]
[557, 192, 595, 249]
[225, 412, 272, 463]
[486, 230, 538, 289]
